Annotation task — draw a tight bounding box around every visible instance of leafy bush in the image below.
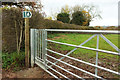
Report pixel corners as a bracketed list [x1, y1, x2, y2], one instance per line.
[57, 13, 70, 23]
[2, 52, 25, 71]
[70, 11, 86, 26]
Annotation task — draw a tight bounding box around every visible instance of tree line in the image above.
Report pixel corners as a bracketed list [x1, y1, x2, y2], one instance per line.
[47, 5, 102, 26]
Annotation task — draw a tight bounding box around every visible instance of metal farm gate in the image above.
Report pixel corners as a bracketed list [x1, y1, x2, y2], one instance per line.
[30, 29, 120, 80]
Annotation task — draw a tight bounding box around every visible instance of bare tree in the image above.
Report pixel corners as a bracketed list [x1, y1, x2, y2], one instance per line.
[2, 0, 43, 54]
[14, 10, 24, 54]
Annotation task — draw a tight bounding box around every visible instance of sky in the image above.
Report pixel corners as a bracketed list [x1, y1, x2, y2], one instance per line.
[41, 0, 119, 26]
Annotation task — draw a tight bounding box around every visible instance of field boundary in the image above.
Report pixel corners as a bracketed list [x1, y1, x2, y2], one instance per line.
[30, 29, 120, 79]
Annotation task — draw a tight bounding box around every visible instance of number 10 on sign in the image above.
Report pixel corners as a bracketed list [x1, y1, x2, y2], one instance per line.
[23, 11, 32, 18]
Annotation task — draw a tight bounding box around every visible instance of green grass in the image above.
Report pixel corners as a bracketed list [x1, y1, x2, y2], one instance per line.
[48, 33, 119, 60]
[48, 33, 119, 78]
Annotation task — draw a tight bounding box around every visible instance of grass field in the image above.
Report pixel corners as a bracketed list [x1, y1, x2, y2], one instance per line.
[48, 33, 118, 59]
[47, 33, 119, 78]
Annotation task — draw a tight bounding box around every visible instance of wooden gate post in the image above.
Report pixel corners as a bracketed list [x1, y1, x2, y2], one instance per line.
[25, 18, 29, 67]
[23, 9, 32, 68]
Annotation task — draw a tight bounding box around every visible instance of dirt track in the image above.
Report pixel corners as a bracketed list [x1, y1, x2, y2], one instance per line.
[2, 67, 53, 79]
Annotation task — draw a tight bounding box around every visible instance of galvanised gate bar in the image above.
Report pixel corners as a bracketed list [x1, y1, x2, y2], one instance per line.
[30, 29, 120, 80]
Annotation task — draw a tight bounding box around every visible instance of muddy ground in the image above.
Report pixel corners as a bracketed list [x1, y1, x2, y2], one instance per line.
[2, 67, 53, 79]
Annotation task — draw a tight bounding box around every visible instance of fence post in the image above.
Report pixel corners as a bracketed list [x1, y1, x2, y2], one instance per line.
[95, 34, 99, 78]
[43, 29, 47, 70]
[25, 18, 30, 67]
[31, 29, 35, 67]
[35, 29, 37, 61]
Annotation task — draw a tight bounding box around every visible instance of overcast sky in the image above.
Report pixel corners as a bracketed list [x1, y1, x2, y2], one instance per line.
[41, 0, 119, 26]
